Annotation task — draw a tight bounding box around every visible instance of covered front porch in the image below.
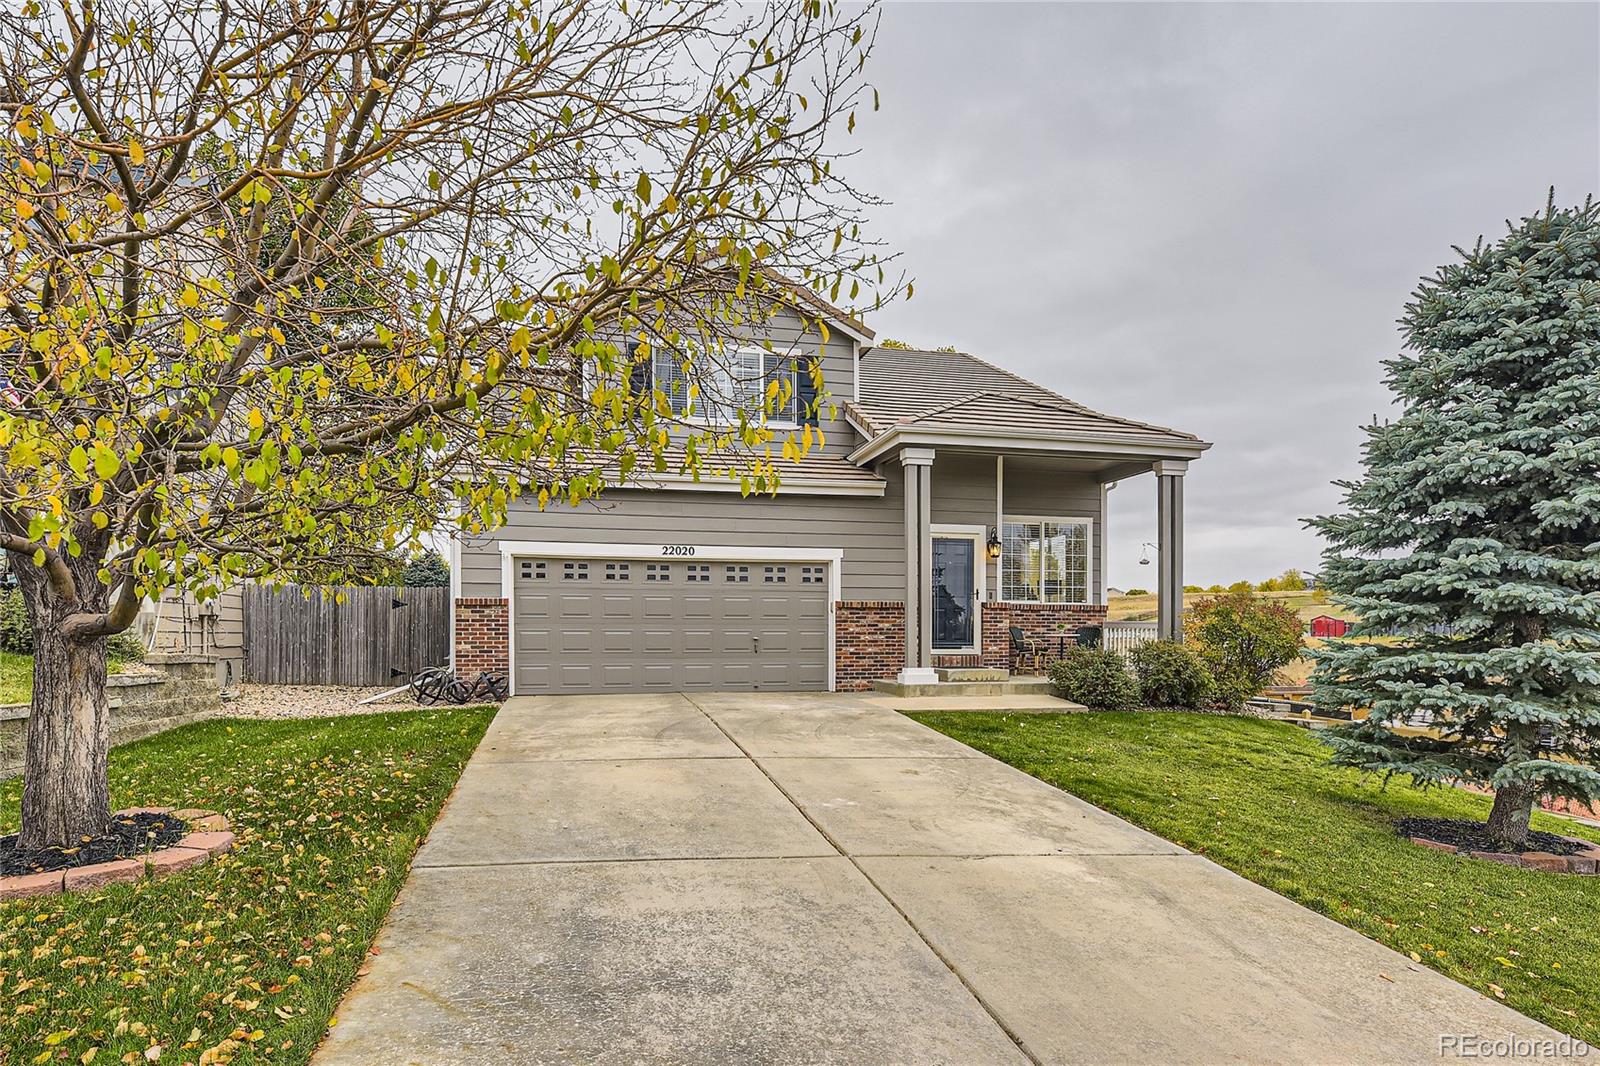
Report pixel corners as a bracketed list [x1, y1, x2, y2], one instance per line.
[848, 436, 1207, 689]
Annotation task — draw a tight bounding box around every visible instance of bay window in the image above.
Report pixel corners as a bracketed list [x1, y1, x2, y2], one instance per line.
[1000, 517, 1091, 604]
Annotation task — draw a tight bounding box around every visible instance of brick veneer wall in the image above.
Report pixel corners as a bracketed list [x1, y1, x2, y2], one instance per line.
[979, 602, 1109, 672]
[835, 600, 1110, 687]
[455, 598, 509, 677]
[835, 601, 905, 692]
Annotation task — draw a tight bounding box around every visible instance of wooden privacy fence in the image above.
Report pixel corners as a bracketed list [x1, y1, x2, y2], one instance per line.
[243, 585, 451, 686]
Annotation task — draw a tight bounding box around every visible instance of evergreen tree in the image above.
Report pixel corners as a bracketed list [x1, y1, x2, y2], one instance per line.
[1310, 195, 1600, 849]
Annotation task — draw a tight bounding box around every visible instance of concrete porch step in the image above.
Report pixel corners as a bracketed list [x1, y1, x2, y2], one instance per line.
[872, 676, 1056, 699]
[934, 668, 1010, 683]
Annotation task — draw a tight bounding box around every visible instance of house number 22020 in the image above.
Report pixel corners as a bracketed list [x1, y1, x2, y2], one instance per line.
[661, 545, 696, 557]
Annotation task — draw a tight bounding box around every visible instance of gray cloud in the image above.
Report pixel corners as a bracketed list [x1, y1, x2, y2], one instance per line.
[848, 1, 1600, 587]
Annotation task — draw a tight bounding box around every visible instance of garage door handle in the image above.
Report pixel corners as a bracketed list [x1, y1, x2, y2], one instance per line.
[752, 635, 760, 654]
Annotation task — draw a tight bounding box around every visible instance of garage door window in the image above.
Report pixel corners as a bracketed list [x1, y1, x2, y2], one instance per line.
[604, 562, 631, 581]
[562, 562, 589, 581]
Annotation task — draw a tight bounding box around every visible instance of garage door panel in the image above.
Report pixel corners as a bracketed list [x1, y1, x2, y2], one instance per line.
[640, 629, 676, 654]
[601, 628, 636, 654]
[515, 556, 829, 695]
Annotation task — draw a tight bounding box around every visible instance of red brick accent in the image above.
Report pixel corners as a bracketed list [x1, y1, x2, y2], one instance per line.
[0, 809, 235, 901]
[455, 598, 509, 677]
[980, 602, 1109, 672]
[1404, 833, 1600, 874]
[835, 601, 905, 691]
[836, 600, 1110, 686]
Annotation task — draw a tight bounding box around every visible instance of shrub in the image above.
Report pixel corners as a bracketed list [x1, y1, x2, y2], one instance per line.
[1185, 590, 1303, 707]
[1127, 640, 1216, 708]
[1122, 587, 1149, 597]
[1048, 648, 1138, 710]
[107, 630, 147, 666]
[0, 588, 31, 655]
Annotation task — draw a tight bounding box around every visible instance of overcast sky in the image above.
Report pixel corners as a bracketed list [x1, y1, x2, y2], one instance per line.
[847, 1, 1600, 589]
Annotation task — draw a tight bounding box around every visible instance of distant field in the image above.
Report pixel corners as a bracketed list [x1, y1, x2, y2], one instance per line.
[1105, 588, 1355, 623]
[1105, 589, 1357, 687]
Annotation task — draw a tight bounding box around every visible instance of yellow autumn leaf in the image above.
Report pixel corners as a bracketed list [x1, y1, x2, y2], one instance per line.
[128, 140, 145, 165]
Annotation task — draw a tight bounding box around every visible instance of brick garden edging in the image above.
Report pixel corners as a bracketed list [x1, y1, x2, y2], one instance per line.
[0, 807, 235, 901]
[1407, 833, 1600, 874]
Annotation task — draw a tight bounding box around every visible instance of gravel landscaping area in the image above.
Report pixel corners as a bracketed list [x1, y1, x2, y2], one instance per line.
[222, 682, 439, 719]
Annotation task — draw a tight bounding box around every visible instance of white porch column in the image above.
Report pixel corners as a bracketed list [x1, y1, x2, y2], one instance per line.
[1155, 460, 1188, 641]
[899, 447, 937, 684]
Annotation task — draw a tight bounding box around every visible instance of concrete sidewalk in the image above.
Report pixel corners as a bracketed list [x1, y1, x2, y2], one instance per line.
[314, 692, 1570, 1065]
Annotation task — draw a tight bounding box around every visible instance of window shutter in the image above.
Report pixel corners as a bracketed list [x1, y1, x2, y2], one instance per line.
[628, 341, 651, 396]
[795, 355, 820, 426]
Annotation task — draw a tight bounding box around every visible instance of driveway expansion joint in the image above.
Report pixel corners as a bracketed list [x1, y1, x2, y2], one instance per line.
[682, 692, 1045, 1066]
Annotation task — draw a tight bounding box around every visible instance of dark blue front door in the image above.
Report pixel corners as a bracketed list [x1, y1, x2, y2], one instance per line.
[932, 537, 975, 650]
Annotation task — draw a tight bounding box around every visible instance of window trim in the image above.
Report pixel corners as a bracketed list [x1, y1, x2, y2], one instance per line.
[998, 515, 1094, 607]
[650, 345, 801, 429]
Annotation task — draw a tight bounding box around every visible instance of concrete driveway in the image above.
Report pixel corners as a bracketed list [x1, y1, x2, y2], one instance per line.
[314, 693, 1569, 1065]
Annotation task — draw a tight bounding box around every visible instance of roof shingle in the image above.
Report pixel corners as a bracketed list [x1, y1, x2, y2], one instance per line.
[850, 346, 1203, 446]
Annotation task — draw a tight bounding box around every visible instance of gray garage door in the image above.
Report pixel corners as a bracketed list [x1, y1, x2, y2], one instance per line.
[513, 557, 829, 694]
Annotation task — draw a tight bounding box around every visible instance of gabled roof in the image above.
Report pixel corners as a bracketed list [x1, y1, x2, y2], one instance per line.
[763, 270, 876, 344]
[846, 346, 1208, 462]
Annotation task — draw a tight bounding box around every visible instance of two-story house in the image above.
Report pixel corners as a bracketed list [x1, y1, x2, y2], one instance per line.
[451, 294, 1208, 694]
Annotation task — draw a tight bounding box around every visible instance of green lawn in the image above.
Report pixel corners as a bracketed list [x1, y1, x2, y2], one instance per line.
[0, 652, 144, 705]
[0, 651, 30, 704]
[910, 711, 1600, 1045]
[1, 706, 494, 1065]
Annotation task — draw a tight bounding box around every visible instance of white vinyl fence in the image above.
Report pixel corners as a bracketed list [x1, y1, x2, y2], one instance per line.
[1102, 621, 1159, 654]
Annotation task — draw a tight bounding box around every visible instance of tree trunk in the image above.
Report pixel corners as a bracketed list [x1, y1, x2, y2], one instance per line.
[18, 626, 111, 851]
[1486, 779, 1535, 851]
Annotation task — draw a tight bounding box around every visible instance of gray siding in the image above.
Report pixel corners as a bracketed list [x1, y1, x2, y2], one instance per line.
[929, 454, 1103, 604]
[463, 452, 1105, 605]
[138, 585, 246, 679]
[460, 477, 906, 603]
[739, 307, 860, 458]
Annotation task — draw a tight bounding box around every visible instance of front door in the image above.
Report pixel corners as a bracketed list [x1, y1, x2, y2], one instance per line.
[931, 536, 977, 651]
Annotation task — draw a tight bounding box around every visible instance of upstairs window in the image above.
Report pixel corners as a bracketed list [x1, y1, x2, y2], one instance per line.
[648, 347, 801, 425]
[1001, 518, 1090, 605]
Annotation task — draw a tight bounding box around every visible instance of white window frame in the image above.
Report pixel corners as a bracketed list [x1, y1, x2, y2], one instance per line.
[498, 541, 843, 694]
[998, 515, 1094, 606]
[651, 345, 801, 429]
[930, 524, 986, 655]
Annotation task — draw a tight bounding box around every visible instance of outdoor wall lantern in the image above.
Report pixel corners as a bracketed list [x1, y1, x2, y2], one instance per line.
[986, 527, 1003, 560]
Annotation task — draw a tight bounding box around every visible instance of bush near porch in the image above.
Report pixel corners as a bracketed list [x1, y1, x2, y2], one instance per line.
[0, 707, 493, 1065]
[911, 711, 1600, 1046]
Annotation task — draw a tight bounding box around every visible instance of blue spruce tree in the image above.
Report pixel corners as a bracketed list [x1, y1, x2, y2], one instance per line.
[1311, 195, 1600, 850]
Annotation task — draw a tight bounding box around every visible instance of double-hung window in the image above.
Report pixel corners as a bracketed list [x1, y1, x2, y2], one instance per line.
[1000, 517, 1091, 604]
[649, 347, 799, 425]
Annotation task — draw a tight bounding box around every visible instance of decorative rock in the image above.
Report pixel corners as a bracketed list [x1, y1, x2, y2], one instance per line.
[0, 870, 64, 900]
[176, 830, 235, 856]
[1567, 856, 1597, 875]
[62, 857, 145, 892]
[0, 811, 233, 901]
[1520, 852, 1570, 873]
[1468, 850, 1523, 866]
[1409, 836, 1458, 854]
[145, 846, 209, 876]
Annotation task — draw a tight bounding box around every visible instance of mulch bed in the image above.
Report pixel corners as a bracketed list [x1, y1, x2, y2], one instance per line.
[0, 811, 189, 876]
[1397, 816, 1590, 856]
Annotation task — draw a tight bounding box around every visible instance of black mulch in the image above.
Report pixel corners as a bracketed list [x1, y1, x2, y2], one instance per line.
[1396, 816, 1591, 857]
[0, 811, 190, 876]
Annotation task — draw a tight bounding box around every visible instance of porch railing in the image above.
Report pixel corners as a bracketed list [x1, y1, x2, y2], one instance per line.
[1102, 621, 1159, 654]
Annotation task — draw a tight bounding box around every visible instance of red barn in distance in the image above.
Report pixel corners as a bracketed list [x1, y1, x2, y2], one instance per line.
[1309, 615, 1351, 638]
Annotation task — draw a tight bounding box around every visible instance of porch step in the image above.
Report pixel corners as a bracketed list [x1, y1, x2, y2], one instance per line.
[934, 667, 1010, 683]
[871, 676, 1056, 699]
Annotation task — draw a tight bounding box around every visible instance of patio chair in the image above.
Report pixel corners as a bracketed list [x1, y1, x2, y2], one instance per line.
[1010, 625, 1046, 674]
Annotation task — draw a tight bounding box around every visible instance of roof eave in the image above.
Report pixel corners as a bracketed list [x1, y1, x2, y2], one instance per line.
[846, 424, 1213, 468]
